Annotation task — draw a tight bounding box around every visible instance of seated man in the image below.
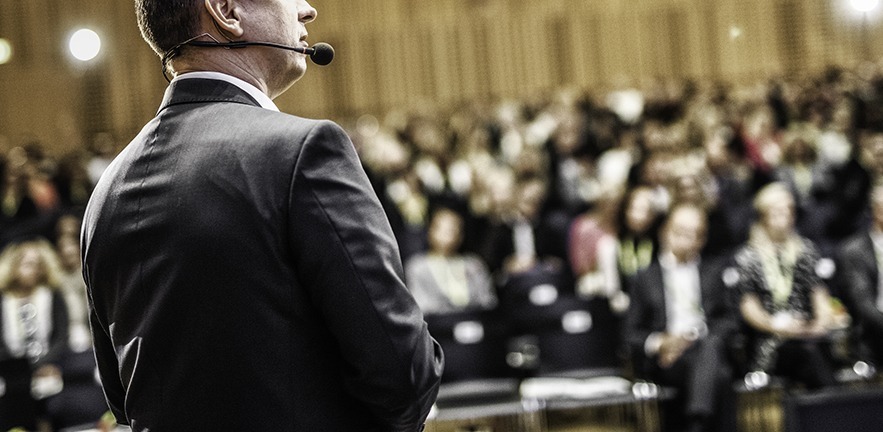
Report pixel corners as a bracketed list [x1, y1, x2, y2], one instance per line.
[624, 204, 736, 432]
[838, 183, 883, 367]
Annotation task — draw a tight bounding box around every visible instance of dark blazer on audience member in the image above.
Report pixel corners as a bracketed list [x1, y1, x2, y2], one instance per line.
[624, 256, 737, 431]
[81, 78, 443, 432]
[838, 232, 883, 360]
[624, 257, 736, 371]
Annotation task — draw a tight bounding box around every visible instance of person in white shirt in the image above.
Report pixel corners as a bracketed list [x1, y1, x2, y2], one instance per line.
[624, 204, 737, 432]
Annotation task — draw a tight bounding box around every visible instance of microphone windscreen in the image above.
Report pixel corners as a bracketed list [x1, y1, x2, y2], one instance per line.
[310, 43, 334, 66]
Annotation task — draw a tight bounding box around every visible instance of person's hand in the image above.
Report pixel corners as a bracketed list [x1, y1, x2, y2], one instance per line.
[770, 313, 808, 339]
[505, 255, 536, 274]
[658, 334, 693, 369]
[797, 322, 829, 339]
[33, 364, 61, 379]
[98, 411, 117, 432]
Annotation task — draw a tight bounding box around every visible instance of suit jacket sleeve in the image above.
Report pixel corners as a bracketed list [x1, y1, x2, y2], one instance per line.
[840, 241, 883, 334]
[703, 260, 738, 339]
[84, 268, 129, 424]
[288, 121, 443, 431]
[623, 267, 656, 359]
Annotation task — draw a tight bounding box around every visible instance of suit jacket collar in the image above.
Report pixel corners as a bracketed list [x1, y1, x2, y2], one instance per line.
[158, 78, 261, 114]
[864, 232, 880, 289]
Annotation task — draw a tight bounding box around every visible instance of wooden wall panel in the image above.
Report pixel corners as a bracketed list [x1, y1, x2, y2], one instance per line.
[2, 0, 883, 152]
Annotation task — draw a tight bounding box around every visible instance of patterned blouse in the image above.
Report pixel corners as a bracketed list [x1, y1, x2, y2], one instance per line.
[733, 236, 824, 370]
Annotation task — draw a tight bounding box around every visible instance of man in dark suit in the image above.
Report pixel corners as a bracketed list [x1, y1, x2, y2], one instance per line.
[80, 1, 443, 430]
[624, 204, 736, 432]
[838, 183, 883, 366]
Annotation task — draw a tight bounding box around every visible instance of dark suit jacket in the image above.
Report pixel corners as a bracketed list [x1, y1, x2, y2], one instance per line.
[623, 257, 736, 373]
[838, 233, 883, 340]
[81, 78, 443, 431]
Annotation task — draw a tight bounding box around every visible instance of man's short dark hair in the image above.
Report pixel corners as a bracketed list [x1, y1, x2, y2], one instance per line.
[134, 0, 201, 57]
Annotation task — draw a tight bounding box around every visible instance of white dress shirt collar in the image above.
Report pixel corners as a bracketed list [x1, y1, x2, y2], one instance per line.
[658, 251, 700, 270]
[871, 230, 883, 253]
[173, 71, 279, 112]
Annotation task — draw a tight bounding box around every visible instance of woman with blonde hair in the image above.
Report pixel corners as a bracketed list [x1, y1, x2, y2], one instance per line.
[0, 238, 69, 382]
[732, 183, 836, 388]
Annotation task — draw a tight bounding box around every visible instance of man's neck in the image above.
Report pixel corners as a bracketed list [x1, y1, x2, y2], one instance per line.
[172, 55, 275, 98]
[661, 250, 699, 267]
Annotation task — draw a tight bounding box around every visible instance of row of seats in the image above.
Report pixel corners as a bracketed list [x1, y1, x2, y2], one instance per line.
[427, 266, 621, 383]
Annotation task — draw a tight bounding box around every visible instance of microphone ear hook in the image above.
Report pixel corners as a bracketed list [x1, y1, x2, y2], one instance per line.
[160, 33, 224, 82]
[211, 20, 236, 43]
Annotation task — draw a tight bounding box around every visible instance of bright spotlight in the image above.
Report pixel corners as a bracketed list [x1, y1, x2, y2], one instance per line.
[852, 0, 880, 12]
[0, 39, 11, 65]
[69, 29, 101, 61]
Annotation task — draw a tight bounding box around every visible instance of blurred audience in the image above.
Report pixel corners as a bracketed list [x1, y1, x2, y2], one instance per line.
[5, 62, 883, 429]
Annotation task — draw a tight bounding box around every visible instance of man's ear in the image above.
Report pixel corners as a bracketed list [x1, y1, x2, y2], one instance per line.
[204, 0, 244, 38]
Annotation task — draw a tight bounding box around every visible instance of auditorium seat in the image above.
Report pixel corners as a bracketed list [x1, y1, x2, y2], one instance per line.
[498, 267, 622, 377]
[424, 309, 510, 383]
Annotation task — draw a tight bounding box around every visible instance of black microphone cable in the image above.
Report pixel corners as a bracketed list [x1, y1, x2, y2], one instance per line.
[161, 33, 334, 82]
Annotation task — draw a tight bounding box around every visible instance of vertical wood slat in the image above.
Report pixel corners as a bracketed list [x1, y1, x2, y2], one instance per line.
[4, 0, 883, 150]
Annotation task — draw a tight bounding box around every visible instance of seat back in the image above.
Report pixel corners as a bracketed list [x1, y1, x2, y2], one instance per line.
[425, 309, 510, 383]
[499, 268, 622, 376]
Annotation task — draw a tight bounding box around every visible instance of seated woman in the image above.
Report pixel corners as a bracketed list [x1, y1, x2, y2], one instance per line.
[406, 207, 496, 315]
[616, 186, 662, 292]
[733, 183, 836, 388]
[0, 238, 70, 430]
[569, 186, 660, 314]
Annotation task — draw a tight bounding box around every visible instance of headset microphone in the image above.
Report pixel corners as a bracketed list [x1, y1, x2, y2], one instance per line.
[299, 43, 334, 66]
[184, 40, 335, 66]
[161, 36, 335, 81]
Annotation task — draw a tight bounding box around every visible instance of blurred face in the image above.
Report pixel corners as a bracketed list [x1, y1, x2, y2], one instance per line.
[675, 175, 703, 204]
[553, 111, 585, 155]
[485, 171, 514, 215]
[15, 248, 43, 290]
[662, 207, 706, 263]
[57, 237, 80, 271]
[866, 134, 883, 173]
[56, 216, 81, 239]
[872, 188, 883, 231]
[625, 190, 655, 234]
[428, 210, 463, 255]
[517, 181, 547, 219]
[761, 197, 795, 240]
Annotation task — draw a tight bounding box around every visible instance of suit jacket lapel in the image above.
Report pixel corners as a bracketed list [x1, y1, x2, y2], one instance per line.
[698, 261, 715, 312]
[864, 233, 880, 299]
[646, 262, 669, 331]
[158, 78, 261, 114]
